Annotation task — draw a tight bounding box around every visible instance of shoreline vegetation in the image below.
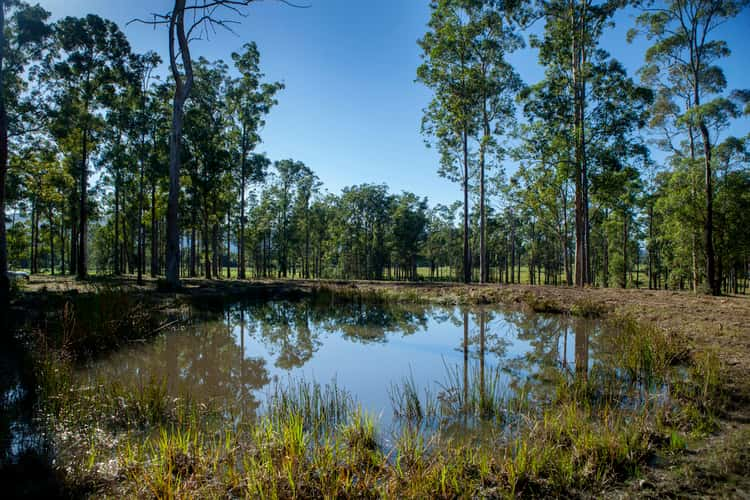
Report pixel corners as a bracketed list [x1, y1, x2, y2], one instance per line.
[6, 275, 750, 498]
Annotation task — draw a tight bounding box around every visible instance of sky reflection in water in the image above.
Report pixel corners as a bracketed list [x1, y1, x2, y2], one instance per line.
[80, 297, 600, 427]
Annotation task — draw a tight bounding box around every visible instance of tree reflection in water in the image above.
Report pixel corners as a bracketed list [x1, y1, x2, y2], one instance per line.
[80, 295, 609, 424]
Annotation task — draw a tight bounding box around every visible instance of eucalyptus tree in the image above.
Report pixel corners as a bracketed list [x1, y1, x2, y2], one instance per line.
[292, 165, 320, 279]
[1, 0, 50, 303]
[424, 204, 456, 280]
[513, 157, 571, 285]
[418, 0, 480, 283]
[307, 196, 334, 278]
[14, 144, 50, 273]
[270, 159, 310, 278]
[712, 135, 749, 293]
[14, 142, 73, 275]
[133, 0, 273, 288]
[532, 0, 651, 287]
[131, 51, 161, 283]
[99, 99, 130, 275]
[99, 54, 153, 275]
[467, 0, 524, 283]
[335, 184, 392, 280]
[144, 81, 172, 277]
[183, 57, 231, 279]
[592, 160, 642, 287]
[630, 0, 749, 295]
[587, 61, 652, 286]
[46, 14, 131, 278]
[228, 42, 283, 279]
[236, 153, 269, 275]
[248, 192, 276, 277]
[518, 76, 576, 285]
[389, 192, 429, 280]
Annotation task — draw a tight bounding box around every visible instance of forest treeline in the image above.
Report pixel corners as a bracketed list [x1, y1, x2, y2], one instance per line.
[0, 0, 748, 301]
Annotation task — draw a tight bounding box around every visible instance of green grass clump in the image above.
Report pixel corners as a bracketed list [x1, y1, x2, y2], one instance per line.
[570, 298, 609, 318]
[522, 292, 564, 314]
[342, 408, 378, 452]
[266, 377, 355, 436]
[389, 369, 436, 421]
[438, 361, 508, 420]
[499, 402, 654, 495]
[605, 316, 686, 387]
[670, 349, 727, 435]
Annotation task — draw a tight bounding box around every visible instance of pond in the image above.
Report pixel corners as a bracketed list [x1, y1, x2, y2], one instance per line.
[78, 293, 609, 431]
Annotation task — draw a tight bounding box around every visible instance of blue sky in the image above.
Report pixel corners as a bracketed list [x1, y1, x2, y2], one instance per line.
[38, 0, 749, 207]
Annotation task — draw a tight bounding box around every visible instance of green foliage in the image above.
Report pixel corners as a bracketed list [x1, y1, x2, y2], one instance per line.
[606, 316, 685, 386]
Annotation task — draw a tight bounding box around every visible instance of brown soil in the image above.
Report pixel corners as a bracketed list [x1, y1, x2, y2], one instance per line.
[14, 274, 750, 497]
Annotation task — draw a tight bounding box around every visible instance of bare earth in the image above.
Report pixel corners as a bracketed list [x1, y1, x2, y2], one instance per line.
[16, 275, 750, 498]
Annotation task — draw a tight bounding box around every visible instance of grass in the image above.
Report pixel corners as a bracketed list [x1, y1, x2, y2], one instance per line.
[18, 287, 734, 498]
[28, 285, 169, 362]
[521, 291, 565, 314]
[266, 376, 355, 437]
[570, 298, 610, 318]
[604, 316, 687, 387]
[389, 369, 437, 421]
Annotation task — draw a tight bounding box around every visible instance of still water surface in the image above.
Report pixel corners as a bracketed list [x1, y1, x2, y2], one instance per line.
[80, 296, 602, 427]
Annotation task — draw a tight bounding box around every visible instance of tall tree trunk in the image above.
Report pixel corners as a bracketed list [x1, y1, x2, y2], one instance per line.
[203, 208, 211, 279]
[165, 0, 193, 289]
[509, 213, 515, 284]
[699, 119, 718, 295]
[60, 224, 65, 275]
[305, 204, 310, 279]
[114, 172, 121, 275]
[572, 0, 590, 287]
[648, 203, 653, 289]
[0, 0, 8, 306]
[529, 220, 535, 285]
[635, 240, 640, 289]
[48, 206, 55, 276]
[689, 48, 717, 294]
[602, 216, 608, 287]
[30, 197, 36, 273]
[226, 210, 231, 279]
[150, 181, 158, 277]
[165, 94, 184, 287]
[479, 106, 488, 283]
[70, 209, 77, 275]
[33, 197, 39, 272]
[190, 203, 197, 277]
[562, 187, 572, 286]
[212, 221, 218, 278]
[573, 35, 584, 287]
[622, 212, 628, 288]
[462, 127, 470, 284]
[78, 125, 89, 278]
[137, 137, 146, 284]
[687, 122, 699, 292]
[238, 134, 246, 279]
